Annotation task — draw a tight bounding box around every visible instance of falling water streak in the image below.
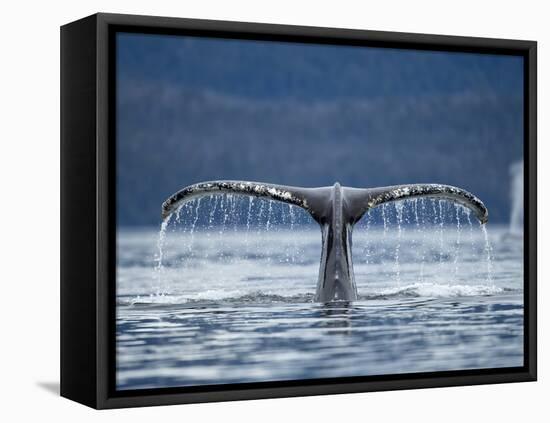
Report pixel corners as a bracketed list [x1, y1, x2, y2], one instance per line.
[227, 196, 235, 266]
[230, 195, 239, 233]
[188, 198, 202, 260]
[206, 197, 218, 239]
[266, 200, 273, 232]
[230, 194, 236, 229]
[465, 209, 473, 238]
[204, 195, 219, 259]
[176, 203, 189, 263]
[288, 204, 297, 263]
[430, 199, 439, 273]
[381, 204, 389, 238]
[190, 198, 202, 235]
[175, 204, 182, 225]
[256, 199, 265, 225]
[453, 204, 462, 281]
[438, 200, 445, 272]
[229, 196, 240, 266]
[362, 211, 373, 265]
[173, 203, 183, 229]
[465, 208, 475, 261]
[413, 198, 420, 226]
[419, 198, 427, 282]
[217, 195, 228, 261]
[208, 196, 219, 227]
[403, 200, 411, 225]
[265, 200, 274, 269]
[430, 199, 437, 218]
[280, 204, 291, 263]
[256, 199, 265, 239]
[202, 196, 219, 261]
[244, 197, 254, 251]
[413, 199, 424, 282]
[173, 203, 189, 263]
[252, 199, 265, 261]
[481, 224, 494, 285]
[237, 197, 244, 232]
[221, 195, 230, 230]
[402, 201, 411, 279]
[155, 217, 171, 272]
[225, 195, 235, 266]
[394, 202, 404, 285]
[246, 197, 253, 233]
[154, 214, 173, 297]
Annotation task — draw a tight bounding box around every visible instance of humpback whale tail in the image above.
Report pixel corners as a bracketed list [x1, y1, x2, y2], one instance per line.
[161, 181, 488, 302]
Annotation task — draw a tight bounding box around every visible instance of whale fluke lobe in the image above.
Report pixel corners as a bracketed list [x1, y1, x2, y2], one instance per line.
[344, 184, 488, 225]
[161, 181, 321, 220]
[161, 181, 488, 302]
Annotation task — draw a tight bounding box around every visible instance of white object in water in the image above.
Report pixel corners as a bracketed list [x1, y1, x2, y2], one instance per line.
[509, 160, 523, 235]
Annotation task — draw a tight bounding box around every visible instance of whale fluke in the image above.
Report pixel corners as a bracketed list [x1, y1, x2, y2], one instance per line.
[161, 181, 488, 302]
[162, 181, 319, 220]
[344, 184, 488, 225]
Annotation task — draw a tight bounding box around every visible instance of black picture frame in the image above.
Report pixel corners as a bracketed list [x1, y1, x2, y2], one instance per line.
[60, 12, 537, 409]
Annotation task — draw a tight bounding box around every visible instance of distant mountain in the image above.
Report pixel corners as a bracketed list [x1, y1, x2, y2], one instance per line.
[117, 84, 522, 226]
[117, 32, 523, 101]
[116, 34, 524, 226]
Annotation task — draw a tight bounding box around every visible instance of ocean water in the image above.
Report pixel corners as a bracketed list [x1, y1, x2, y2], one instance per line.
[116, 199, 524, 390]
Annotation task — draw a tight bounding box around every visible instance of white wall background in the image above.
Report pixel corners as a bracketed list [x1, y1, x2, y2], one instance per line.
[0, 0, 546, 420]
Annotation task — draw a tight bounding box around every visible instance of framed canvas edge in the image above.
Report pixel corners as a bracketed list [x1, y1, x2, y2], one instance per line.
[525, 41, 537, 382]
[84, 12, 537, 409]
[60, 13, 99, 409]
[97, 371, 535, 409]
